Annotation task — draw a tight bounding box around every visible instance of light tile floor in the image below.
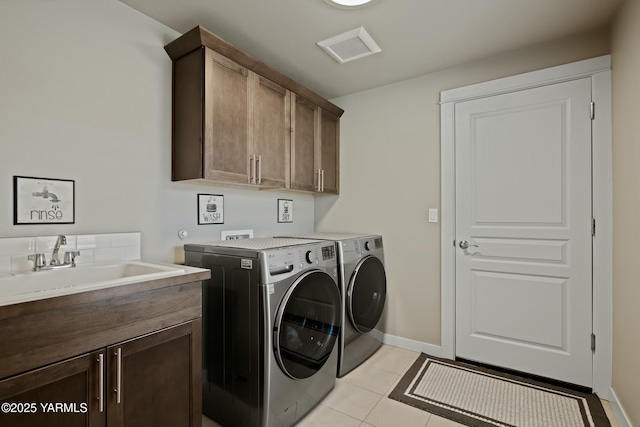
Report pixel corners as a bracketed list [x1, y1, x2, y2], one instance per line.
[203, 344, 620, 427]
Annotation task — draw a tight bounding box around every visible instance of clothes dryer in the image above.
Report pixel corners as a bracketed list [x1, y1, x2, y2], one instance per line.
[278, 233, 386, 377]
[184, 238, 341, 427]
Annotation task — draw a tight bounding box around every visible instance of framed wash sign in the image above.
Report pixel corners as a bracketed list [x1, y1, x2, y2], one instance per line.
[13, 176, 75, 224]
[198, 194, 224, 224]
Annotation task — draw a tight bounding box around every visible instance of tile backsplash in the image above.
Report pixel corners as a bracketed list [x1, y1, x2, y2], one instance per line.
[0, 232, 141, 275]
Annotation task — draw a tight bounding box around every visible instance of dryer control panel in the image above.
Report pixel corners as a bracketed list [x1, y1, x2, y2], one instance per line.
[340, 236, 385, 264]
[362, 237, 384, 252]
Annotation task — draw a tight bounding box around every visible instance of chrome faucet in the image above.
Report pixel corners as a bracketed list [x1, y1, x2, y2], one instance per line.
[27, 234, 80, 272]
[50, 235, 67, 266]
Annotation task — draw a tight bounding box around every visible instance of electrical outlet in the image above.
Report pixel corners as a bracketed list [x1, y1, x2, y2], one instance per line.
[221, 229, 254, 240]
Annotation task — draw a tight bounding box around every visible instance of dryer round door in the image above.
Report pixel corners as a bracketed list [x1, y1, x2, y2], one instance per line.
[274, 270, 341, 380]
[347, 255, 387, 333]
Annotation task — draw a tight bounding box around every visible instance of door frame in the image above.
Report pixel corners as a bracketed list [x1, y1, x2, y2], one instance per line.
[440, 55, 612, 398]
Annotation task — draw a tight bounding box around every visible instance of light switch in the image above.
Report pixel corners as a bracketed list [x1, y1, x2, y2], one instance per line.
[428, 208, 438, 223]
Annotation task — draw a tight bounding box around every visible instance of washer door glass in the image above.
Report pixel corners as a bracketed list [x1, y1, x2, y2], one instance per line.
[275, 270, 341, 379]
[347, 256, 387, 333]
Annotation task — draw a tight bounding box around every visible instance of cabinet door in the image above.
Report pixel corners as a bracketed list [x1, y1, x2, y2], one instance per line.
[291, 94, 319, 192]
[252, 74, 290, 188]
[107, 320, 201, 427]
[204, 48, 251, 184]
[0, 351, 105, 427]
[320, 109, 340, 194]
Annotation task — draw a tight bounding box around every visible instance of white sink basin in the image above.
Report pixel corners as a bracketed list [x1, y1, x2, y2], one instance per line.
[0, 261, 186, 307]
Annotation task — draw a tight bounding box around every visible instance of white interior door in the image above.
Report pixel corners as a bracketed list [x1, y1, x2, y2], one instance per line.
[455, 78, 593, 387]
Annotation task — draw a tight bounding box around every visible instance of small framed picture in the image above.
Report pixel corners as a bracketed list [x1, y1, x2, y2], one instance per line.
[278, 199, 293, 223]
[198, 194, 224, 224]
[14, 176, 75, 225]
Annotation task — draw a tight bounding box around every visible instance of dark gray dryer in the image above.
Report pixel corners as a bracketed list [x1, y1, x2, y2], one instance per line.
[278, 233, 387, 377]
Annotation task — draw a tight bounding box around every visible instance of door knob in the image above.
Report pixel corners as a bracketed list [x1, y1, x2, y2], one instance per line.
[459, 240, 478, 249]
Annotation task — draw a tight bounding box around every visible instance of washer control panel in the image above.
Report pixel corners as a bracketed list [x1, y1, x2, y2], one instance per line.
[267, 244, 336, 277]
[302, 244, 335, 265]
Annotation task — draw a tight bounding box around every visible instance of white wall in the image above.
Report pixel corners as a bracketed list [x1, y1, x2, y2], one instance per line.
[611, 0, 640, 424]
[319, 29, 611, 346]
[0, 0, 315, 264]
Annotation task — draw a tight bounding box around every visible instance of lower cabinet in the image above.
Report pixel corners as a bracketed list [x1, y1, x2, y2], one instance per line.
[0, 320, 201, 427]
[0, 351, 104, 427]
[107, 321, 200, 426]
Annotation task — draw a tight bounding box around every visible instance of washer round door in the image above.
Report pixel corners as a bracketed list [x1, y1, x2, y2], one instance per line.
[347, 256, 387, 333]
[274, 270, 341, 379]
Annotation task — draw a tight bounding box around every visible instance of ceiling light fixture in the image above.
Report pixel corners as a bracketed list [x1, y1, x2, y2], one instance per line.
[323, 0, 378, 9]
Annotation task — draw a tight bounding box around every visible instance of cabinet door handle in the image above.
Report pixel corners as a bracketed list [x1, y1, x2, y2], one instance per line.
[321, 169, 325, 192]
[249, 155, 256, 184]
[257, 155, 262, 184]
[315, 169, 321, 192]
[97, 354, 104, 413]
[114, 348, 122, 404]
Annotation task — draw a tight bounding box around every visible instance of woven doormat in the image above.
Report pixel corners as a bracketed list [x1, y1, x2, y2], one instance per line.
[389, 354, 611, 427]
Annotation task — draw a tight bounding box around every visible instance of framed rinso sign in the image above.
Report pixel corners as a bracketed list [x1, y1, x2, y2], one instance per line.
[13, 176, 75, 224]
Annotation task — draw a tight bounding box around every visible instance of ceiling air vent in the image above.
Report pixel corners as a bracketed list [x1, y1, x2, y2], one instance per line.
[317, 26, 381, 64]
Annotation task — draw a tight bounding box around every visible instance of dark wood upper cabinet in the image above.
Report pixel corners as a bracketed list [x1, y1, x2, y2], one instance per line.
[291, 94, 318, 192]
[251, 75, 290, 188]
[166, 26, 343, 193]
[320, 109, 340, 194]
[172, 48, 251, 184]
[203, 49, 251, 184]
[290, 95, 340, 194]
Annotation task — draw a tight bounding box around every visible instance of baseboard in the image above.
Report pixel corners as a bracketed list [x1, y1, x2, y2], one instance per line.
[609, 387, 634, 427]
[374, 330, 442, 357]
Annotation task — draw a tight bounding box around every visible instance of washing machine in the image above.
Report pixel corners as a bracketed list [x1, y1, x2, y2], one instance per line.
[184, 237, 341, 427]
[278, 233, 387, 377]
